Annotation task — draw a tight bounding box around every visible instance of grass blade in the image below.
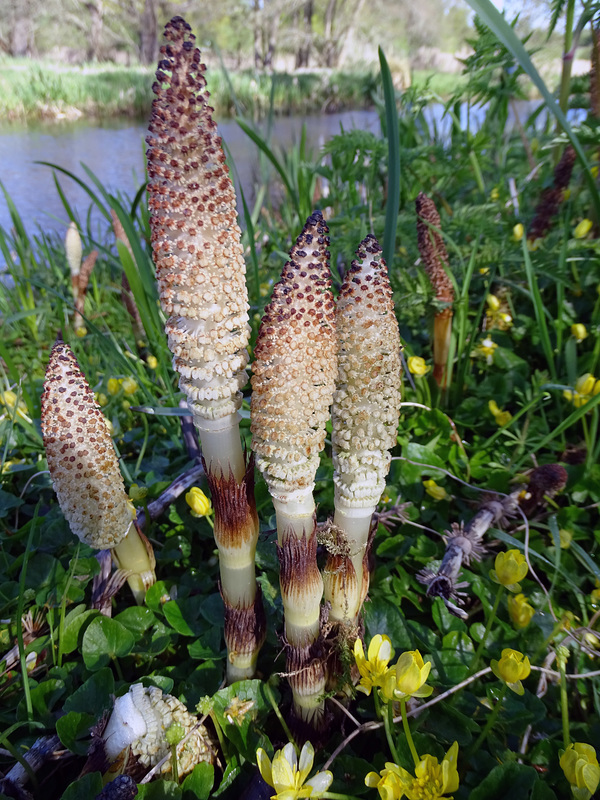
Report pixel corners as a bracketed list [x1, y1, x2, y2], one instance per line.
[379, 47, 400, 268]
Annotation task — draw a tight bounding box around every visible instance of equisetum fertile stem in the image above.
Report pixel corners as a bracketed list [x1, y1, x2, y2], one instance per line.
[416, 192, 454, 388]
[41, 341, 156, 604]
[326, 235, 402, 627]
[251, 211, 337, 727]
[146, 16, 264, 681]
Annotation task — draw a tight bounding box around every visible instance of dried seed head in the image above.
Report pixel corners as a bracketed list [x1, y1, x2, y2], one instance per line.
[416, 192, 453, 305]
[41, 341, 135, 549]
[250, 211, 337, 502]
[102, 683, 214, 777]
[332, 235, 401, 508]
[146, 16, 250, 421]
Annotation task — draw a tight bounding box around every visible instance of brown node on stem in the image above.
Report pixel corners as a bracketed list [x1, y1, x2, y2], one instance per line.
[205, 454, 258, 553]
[223, 589, 267, 670]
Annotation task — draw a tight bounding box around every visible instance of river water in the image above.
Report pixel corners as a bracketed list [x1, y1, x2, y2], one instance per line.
[0, 100, 582, 239]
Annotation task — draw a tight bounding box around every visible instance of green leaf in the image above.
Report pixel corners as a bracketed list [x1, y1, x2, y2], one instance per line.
[379, 47, 400, 268]
[210, 680, 274, 761]
[61, 609, 100, 655]
[64, 668, 114, 715]
[182, 762, 215, 800]
[17, 678, 65, 725]
[163, 598, 203, 636]
[469, 761, 543, 799]
[115, 606, 156, 637]
[400, 442, 448, 482]
[82, 616, 135, 670]
[0, 488, 24, 518]
[56, 710, 96, 755]
[59, 772, 103, 800]
[136, 780, 182, 800]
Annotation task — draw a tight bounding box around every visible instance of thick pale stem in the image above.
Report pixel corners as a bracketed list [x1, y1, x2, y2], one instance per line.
[432, 311, 453, 388]
[272, 495, 316, 543]
[112, 524, 156, 605]
[194, 413, 245, 483]
[219, 561, 257, 608]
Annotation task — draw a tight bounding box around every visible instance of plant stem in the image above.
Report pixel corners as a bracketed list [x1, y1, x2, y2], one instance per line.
[557, 646, 571, 749]
[468, 684, 507, 757]
[264, 680, 298, 751]
[323, 793, 362, 799]
[383, 700, 401, 764]
[470, 584, 504, 675]
[400, 699, 420, 768]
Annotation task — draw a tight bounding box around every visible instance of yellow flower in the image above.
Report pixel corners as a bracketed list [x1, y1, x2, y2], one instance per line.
[507, 593, 535, 629]
[256, 741, 333, 800]
[490, 187, 499, 201]
[75, 326, 87, 338]
[479, 267, 490, 275]
[473, 337, 497, 365]
[559, 528, 573, 549]
[407, 356, 430, 377]
[366, 743, 459, 800]
[488, 399, 512, 427]
[129, 484, 148, 502]
[574, 219, 593, 239]
[491, 648, 531, 695]
[560, 743, 600, 800]
[512, 223, 524, 242]
[0, 390, 31, 423]
[571, 323, 588, 343]
[185, 487, 213, 518]
[96, 392, 109, 407]
[147, 355, 158, 369]
[576, 374, 596, 396]
[121, 376, 138, 396]
[490, 549, 528, 592]
[381, 650, 433, 702]
[107, 377, 121, 396]
[527, 238, 542, 252]
[354, 635, 394, 696]
[365, 763, 404, 800]
[486, 294, 501, 312]
[423, 479, 450, 502]
[592, 166, 599, 179]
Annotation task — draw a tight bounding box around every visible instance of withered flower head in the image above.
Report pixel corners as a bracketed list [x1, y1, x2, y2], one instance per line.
[101, 683, 214, 777]
[146, 16, 250, 422]
[250, 211, 337, 502]
[41, 341, 135, 550]
[332, 235, 401, 509]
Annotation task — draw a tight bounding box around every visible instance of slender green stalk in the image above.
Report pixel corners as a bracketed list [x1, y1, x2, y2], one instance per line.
[383, 701, 401, 765]
[557, 646, 571, 749]
[470, 584, 504, 675]
[558, 0, 576, 119]
[264, 680, 297, 750]
[400, 699, 420, 768]
[468, 684, 508, 757]
[17, 518, 38, 722]
[520, 237, 557, 380]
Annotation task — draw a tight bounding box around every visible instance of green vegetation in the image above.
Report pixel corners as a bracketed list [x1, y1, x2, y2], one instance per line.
[0, 59, 379, 121]
[1, 5, 600, 800]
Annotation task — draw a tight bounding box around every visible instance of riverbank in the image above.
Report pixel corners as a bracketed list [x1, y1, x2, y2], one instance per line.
[0, 59, 468, 122]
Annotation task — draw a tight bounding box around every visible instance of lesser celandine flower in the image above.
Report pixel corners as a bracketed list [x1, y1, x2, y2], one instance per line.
[490, 549, 528, 591]
[571, 323, 588, 343]
[256, 741, 333, 800]
[574, 219, 593, 239]
[473, 337, 497, 365]
[121, 376, 138, 396]
[354, 635, 394, 695]
[147, 354, 158, 369]
[107, 377, 121, 396]
[0, 390, 31, 423]
[488, 399, 512, 427]
[408, 356, 430, 377]
[381, 650, 433, 702]
[491, 648, 531, 694]
[366, 742, 459, 800]
[563, 374, 600, 408]
[186, 487, 212, 518]
[513, 223, 524, 241]
[560, 743, 600, 800]
[423, 479, 449, 502]
[507, 593, 535, 629]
